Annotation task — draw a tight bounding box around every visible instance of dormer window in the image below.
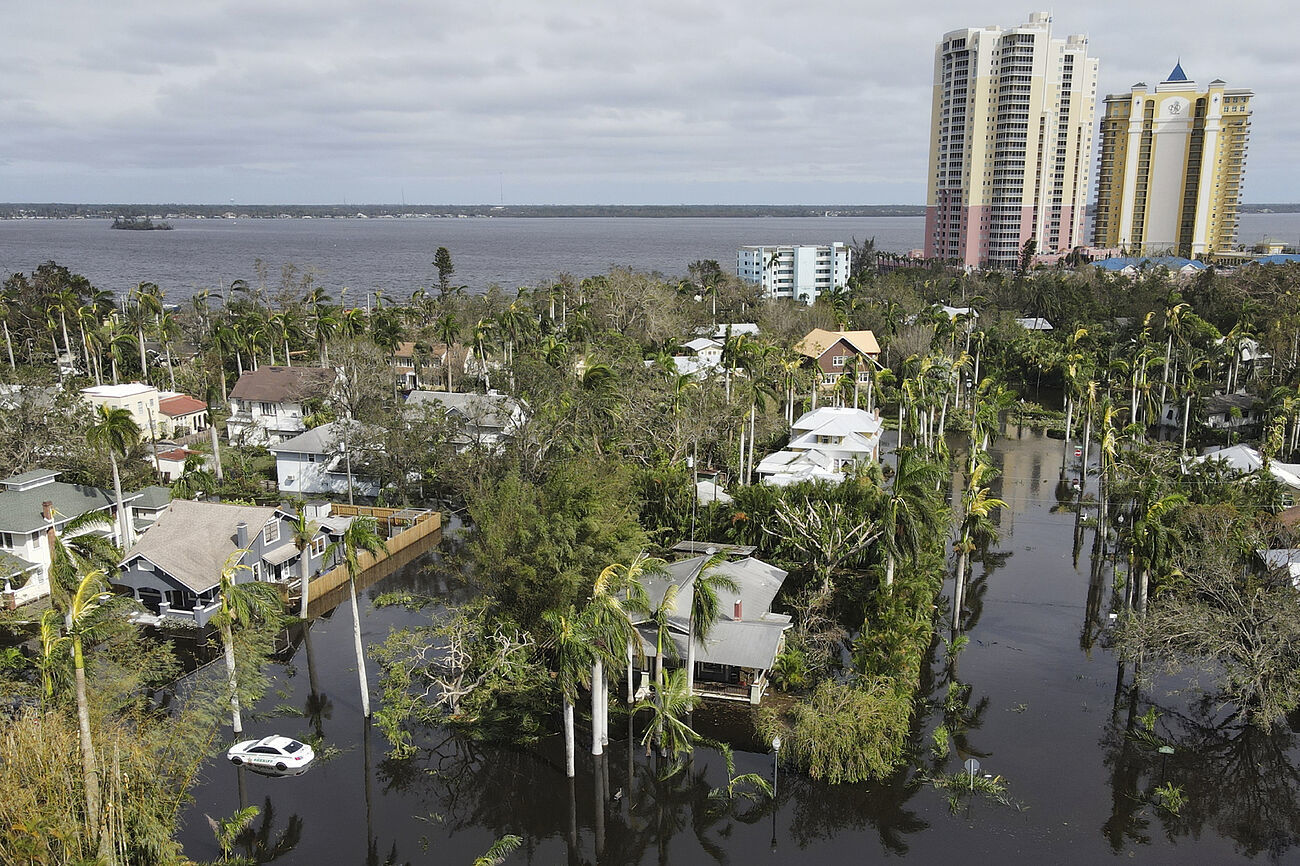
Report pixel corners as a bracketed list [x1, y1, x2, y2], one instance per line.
[264, 520, 280, 545]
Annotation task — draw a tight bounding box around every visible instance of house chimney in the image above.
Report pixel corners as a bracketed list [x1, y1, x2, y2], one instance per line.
[235, 521, 249, 548]
[43, 501, 56, 551]
[733, 599, 743, 621]
[42, 501, 53, 521]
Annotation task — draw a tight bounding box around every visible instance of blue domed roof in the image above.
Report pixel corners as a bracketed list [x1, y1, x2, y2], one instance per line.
[1166, 60, 1188, 82]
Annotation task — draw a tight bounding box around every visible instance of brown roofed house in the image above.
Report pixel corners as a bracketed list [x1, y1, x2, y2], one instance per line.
[795, 328, 881, 390]
[227, 366, 337, 445]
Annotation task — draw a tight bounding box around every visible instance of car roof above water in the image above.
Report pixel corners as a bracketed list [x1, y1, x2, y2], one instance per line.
[255, 735, 298, 750]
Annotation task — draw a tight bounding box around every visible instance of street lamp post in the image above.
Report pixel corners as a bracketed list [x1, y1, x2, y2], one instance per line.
[770, 736, 782, 852]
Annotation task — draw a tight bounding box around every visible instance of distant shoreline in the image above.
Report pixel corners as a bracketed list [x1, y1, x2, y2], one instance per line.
[2, 202, 1297, 221]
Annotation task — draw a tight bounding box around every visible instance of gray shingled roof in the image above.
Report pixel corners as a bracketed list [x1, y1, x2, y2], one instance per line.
[405, 391, 522, 430]
[122, 499, 280, 593]
[269, 420, 363, 455]
[0, 476, 127, 534]
[128, 485, 173, 511]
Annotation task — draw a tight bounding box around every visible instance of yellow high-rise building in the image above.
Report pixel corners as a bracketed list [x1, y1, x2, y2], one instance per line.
[1093, 64, 1252, 259]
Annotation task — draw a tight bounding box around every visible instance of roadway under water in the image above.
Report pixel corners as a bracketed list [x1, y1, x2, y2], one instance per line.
[177, 432, 1300, 863]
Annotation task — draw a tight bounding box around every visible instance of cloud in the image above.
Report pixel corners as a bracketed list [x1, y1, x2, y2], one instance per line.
[0, 0, 1294, 203]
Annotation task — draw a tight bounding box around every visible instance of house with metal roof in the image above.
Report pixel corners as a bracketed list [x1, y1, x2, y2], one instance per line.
[270, 420, 380, 498]
[115, 499, 351, 625]
[226, 366, 337, 445]
[757, 406, 884, 486]
[632, 554, 791, 704]
[405, 390, 526, 451]
[0, 469, 132, 607]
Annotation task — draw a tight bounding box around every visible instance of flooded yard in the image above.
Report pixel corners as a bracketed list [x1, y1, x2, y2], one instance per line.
[177, 432, 1300, 863]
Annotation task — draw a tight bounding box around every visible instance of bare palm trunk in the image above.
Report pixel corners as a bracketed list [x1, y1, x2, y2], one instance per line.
[885, 553, 895, 588]
[591, 658, 604, 756]
[686, 616, 697, 696]
[74, 640, 103, 843]
[222, 624, 242, 733]
[349, 574, 370, 717]
[210, 422, 224, 481]
[108, 455, 131, 548]
[563, 696, 576, 778]
[299, 547, 311, 618]
[2, 321, 13, 370]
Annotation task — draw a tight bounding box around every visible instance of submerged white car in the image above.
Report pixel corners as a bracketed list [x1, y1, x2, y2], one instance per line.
[226, 735, 315, 772]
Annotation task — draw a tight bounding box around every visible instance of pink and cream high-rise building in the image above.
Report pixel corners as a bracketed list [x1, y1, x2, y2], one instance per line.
[924, 12, 1099, 268]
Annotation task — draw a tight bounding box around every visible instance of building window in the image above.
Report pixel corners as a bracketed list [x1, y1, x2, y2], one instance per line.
[0, 532, 11, 548]
[310, 537, 326, 558]
[250, 562, 261, 581]
[264, 520, 280, 545]
[831, 355, 848, 367]
[259, 402, 274, 415]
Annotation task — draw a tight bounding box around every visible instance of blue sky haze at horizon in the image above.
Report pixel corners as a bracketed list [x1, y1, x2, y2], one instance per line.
[2, 1, 1295, 205]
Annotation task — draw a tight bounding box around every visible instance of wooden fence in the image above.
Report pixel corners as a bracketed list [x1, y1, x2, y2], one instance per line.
[298, 508, 441, 602]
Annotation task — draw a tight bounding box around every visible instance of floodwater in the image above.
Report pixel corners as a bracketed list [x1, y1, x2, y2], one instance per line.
[177, 432, 1300, 863]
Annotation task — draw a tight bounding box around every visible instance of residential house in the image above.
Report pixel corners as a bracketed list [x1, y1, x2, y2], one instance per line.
[226, 366, 337, 445]
[1160, 393, 1261, 433]
[158, 393, 209, 437]
[391, 341, 472, 392]
[1192, 445, 1300, 497]
[405, 391, 526, 451]
[270, 420, 380, 498]
[756, 406, 884, 487]
[115, 499, 351, 625]
[153, 445, 204, 483]
[128, 485, 172, 535]
[1257, 548, 1300, 589]
[0, 469, 133, 607]
[1093, 257, 1208, 280]
[794, 328, 881, 391]
[651, 337, 725, 379]
[633, 554, 791, 704]
[81, 383, 163, 438]
[1015, 317, 1055, 332]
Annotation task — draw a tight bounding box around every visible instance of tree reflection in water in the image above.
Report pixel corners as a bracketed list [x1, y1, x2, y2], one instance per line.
[233, 796, 303, 863]
[1102, 679, 1300, 857]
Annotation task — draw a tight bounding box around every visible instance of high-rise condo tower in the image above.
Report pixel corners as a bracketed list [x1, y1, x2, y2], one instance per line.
[1092, 64, 1252, 259]
[924, 12, 1099, 269]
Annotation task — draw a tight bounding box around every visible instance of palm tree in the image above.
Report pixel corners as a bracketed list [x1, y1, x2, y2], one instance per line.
[86, 405, 141, 548]
[290, 506, 320, 618]
[878, 447, 945, 587]
[434, 313, 462, 391]
[1127, 484, 1187, 615]
[40, 569, 118, 852]
[542, 605, 597, 778]
[324, 517, 389, 718]
[685, 555, 737, 697]
[46, 509, 119, 612]
[635, 667, 698, 759]
[212, 551, 282, 734]
[953, 459, 1007, 624]
[585, 554, 654, 756]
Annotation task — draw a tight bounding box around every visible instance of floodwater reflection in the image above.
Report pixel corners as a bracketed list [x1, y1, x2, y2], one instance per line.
[177, 436, 1300, 862]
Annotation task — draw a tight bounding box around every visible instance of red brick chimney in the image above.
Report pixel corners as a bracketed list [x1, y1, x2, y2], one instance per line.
[733, 599, 743, 621]
[43, 501, 56, 552]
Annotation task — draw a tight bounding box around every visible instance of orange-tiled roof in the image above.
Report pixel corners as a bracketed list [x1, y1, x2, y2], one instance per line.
[159, 394, 207, 417]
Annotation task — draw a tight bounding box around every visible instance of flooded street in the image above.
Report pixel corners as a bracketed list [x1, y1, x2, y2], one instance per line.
[178, 432, 1300, 863]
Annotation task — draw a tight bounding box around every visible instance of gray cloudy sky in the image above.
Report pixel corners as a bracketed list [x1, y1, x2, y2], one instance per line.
[3, 1, 1295, 205]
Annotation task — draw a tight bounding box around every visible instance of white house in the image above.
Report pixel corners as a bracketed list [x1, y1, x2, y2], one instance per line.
[226, 366, 337, 445]
[757, 406, 884, 486]
[270, 420, 380, 498]
[0, 469, 134, 607]
[1192, 445, 1300, 492]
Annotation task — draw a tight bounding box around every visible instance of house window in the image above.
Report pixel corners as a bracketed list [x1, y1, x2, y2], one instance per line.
[831, 355, 848, 367]
[0, 532, 11, 548]
[250, 562, 261, 581]
[307, 453, 317, 463]
[310, 537, 326, 558]
[263, 520, 280, 545]
[259, 402, 274, 415]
